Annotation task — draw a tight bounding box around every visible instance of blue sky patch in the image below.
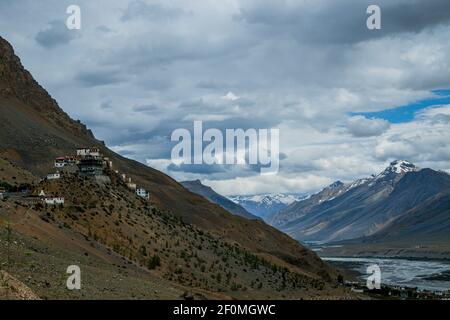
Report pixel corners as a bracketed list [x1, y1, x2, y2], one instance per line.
[352, 89, 450, 123]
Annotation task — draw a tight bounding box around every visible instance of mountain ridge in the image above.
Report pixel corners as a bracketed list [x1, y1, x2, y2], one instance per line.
[229, 193, 306, 220]
[271, 160, 450, 244]
[181, 180, 261, 220]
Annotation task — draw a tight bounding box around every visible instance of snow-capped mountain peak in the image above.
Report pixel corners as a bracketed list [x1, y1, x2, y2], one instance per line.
[389, 160, 417, 173]
[230, 193, 306, 206]
[228, 193, 308, 219]
[326, 181, 345, 190]
[375, 160, 418, 180]
[347, 177, 372, 189]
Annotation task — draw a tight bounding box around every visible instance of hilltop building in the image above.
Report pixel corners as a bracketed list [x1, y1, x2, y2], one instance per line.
[47, 173, 61, 180]
[54, 156, 76, 168]
[76, 147, 106, 176]
[55, 157, 65, 168]
[44, 198, 64, 205]
[47, 146, 118, 186]
[78, 155, 104, 176]
[103, 157, 113, 169]
[136, 188, 149, 200]
[77, 147, 100, 157]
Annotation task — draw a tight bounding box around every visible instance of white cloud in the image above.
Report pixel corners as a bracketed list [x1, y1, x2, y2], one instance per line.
[347, 116, 391, 137]
[222, 91, 239, 101]
[204, 174, 333, 196]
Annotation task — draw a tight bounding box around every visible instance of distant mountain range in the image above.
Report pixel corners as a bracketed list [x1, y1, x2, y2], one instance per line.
[181, 180, 261, 220]
[229, 193, 307, 220]
[269, 160, 450, 244]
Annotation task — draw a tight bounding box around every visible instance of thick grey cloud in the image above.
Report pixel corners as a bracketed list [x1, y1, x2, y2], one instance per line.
[347, 116, 391, 137]
[238, 0, 450, 45]
[1, 0, 450, 195]
[121, 1, 185, 21]
[35, 20, 78, 48]
[133, 104, 159, 113]
[168, 163, 228, 175]
[75, 69, 125, 87]
[100, 101, 113, 110]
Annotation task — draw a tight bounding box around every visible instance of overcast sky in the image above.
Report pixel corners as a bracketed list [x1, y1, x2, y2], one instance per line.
[1, 0, 450, 195]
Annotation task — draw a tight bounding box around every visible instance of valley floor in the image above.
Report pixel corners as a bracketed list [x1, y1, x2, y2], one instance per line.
[318, 243, 450, 261]
[308, 242, 450, 298]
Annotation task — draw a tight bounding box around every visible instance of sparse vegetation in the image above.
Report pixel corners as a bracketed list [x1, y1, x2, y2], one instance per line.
[16, 173, 332, 296]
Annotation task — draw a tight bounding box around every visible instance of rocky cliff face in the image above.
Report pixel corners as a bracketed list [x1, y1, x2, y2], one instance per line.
[0, 36, 94, 138]
[0, 37, 55, 109]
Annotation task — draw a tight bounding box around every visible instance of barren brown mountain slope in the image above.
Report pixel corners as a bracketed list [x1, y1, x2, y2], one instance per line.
[0, 36, 350, 299]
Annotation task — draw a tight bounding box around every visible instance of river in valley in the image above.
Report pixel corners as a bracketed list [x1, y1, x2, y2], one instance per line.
[322, 256, 450, 292]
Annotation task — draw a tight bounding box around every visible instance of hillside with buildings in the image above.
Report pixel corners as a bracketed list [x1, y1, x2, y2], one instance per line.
[0, 150, 353, 299]
[0, 36, 355, 299]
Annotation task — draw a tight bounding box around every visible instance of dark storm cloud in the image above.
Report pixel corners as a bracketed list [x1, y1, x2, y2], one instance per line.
[166, 163, 263, 181]
[35, 20, 78, 48]
[209, 117, 281, 133]
[96, 128, 162, 146]
[96, 25, 113, 33]
[101, 33, 253, 73]
[100, 101, 113, 110]
[103, 113, 280, 148]
[196, 81, 227, 90]
[168, 163, 227, 174]
[133, 104, 159, 113]
[75, 69, 124, 87]
[238, 0, 450, 45]
[121, 0, 185, 21]
[383, 0, 450, 34]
